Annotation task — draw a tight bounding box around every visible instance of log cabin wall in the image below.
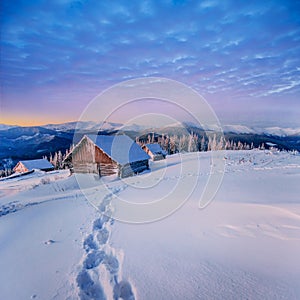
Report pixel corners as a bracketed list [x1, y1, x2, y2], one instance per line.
[98, 162, 119, 176]
[14, 162, 28, 173]
[72, 137, 96, 163]
[142, 145, 166, 161]
[120, 159, 149, 178]
[73, 162, 98, 174]
[72, 137, 118, 176]
[95, 146, 118, 176]
[152, 154, 165, 161]
[142, 147, 153, 159]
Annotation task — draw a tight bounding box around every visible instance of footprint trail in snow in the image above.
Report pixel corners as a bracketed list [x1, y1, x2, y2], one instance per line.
[76, 184, 135, 300]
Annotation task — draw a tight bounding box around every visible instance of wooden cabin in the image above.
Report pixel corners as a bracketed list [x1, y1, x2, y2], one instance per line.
[142, 143, 167, 161]
[13, 159, 54, 173]
[64, 134, 150, 178]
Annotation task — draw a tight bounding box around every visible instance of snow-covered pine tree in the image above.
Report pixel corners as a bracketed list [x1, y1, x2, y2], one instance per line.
[207, 135, 212, 151]
[225, 139, 231, 150]
[159, 135, 165, 151]
[193, 133, 199, 151]
[188, 134, 197, 152]
[200, 136, 206, 151]
[151, 133, 155, 143]
[237, 141, 243, 150]
[57, 150, 63, 169]
[217, 136, 225, 150]
[164, 136, 170, 154]
[169, 135, 177, 154]
[3, 158, 13, 177]
[212, 134, 217, 151]
[179, 135, 188, 152]
[52, 152, 58, 169]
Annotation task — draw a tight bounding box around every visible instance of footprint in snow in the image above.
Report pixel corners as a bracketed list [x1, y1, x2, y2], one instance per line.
[76, 270, 106, 300]
[113, 280, 135, 300]
[93, 218, 104, 230]
[83, 234, 98, 252]
[83, 250, 106, 269]
[104, 254, 119, 274]
[99, 194, 113, 212]
[97, 228, 109, 245]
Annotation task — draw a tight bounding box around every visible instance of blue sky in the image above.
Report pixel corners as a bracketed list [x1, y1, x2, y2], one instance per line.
[1, 0, 300, 126]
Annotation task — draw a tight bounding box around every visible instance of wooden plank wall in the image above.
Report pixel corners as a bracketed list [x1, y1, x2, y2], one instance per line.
[120, 160, 149, 178]
[152, 154, 165, 161]
[72, 138, 95, 163]
[14, 162, 28, 173]
[72, 137, 118, 176]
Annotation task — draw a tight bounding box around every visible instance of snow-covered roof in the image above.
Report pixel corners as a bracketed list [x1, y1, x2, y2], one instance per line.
[145, 143, 167, 155]
[19, 159, 54, 170]
[86, 135, 150, 165]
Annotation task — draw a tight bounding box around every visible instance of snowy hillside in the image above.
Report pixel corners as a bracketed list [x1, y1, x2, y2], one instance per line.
[209, 124, 300, 136]
[224, 125, 300, 137]
[0, 124, 19, 131]
[0, 150, 300, 299]
[258, 126, 300, 137]
[43, 121, 123, 132]
[222, 124, 254, 134]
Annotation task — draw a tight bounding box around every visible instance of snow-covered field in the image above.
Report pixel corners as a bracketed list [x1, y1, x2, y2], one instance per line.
[0, 150, 300, 299]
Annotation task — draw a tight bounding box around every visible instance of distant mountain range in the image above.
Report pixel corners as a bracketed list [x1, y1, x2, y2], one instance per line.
[42, 121, 124, 132]
[2, 121, 299, 136]
[222, 124, 300, 137]
[0, 121, 299, 169]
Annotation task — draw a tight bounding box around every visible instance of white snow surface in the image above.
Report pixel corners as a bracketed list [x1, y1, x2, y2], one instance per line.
[0, 150, 300, 299]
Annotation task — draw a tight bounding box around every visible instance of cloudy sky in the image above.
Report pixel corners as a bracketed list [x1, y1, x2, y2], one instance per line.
[1, 0, 300, 126]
